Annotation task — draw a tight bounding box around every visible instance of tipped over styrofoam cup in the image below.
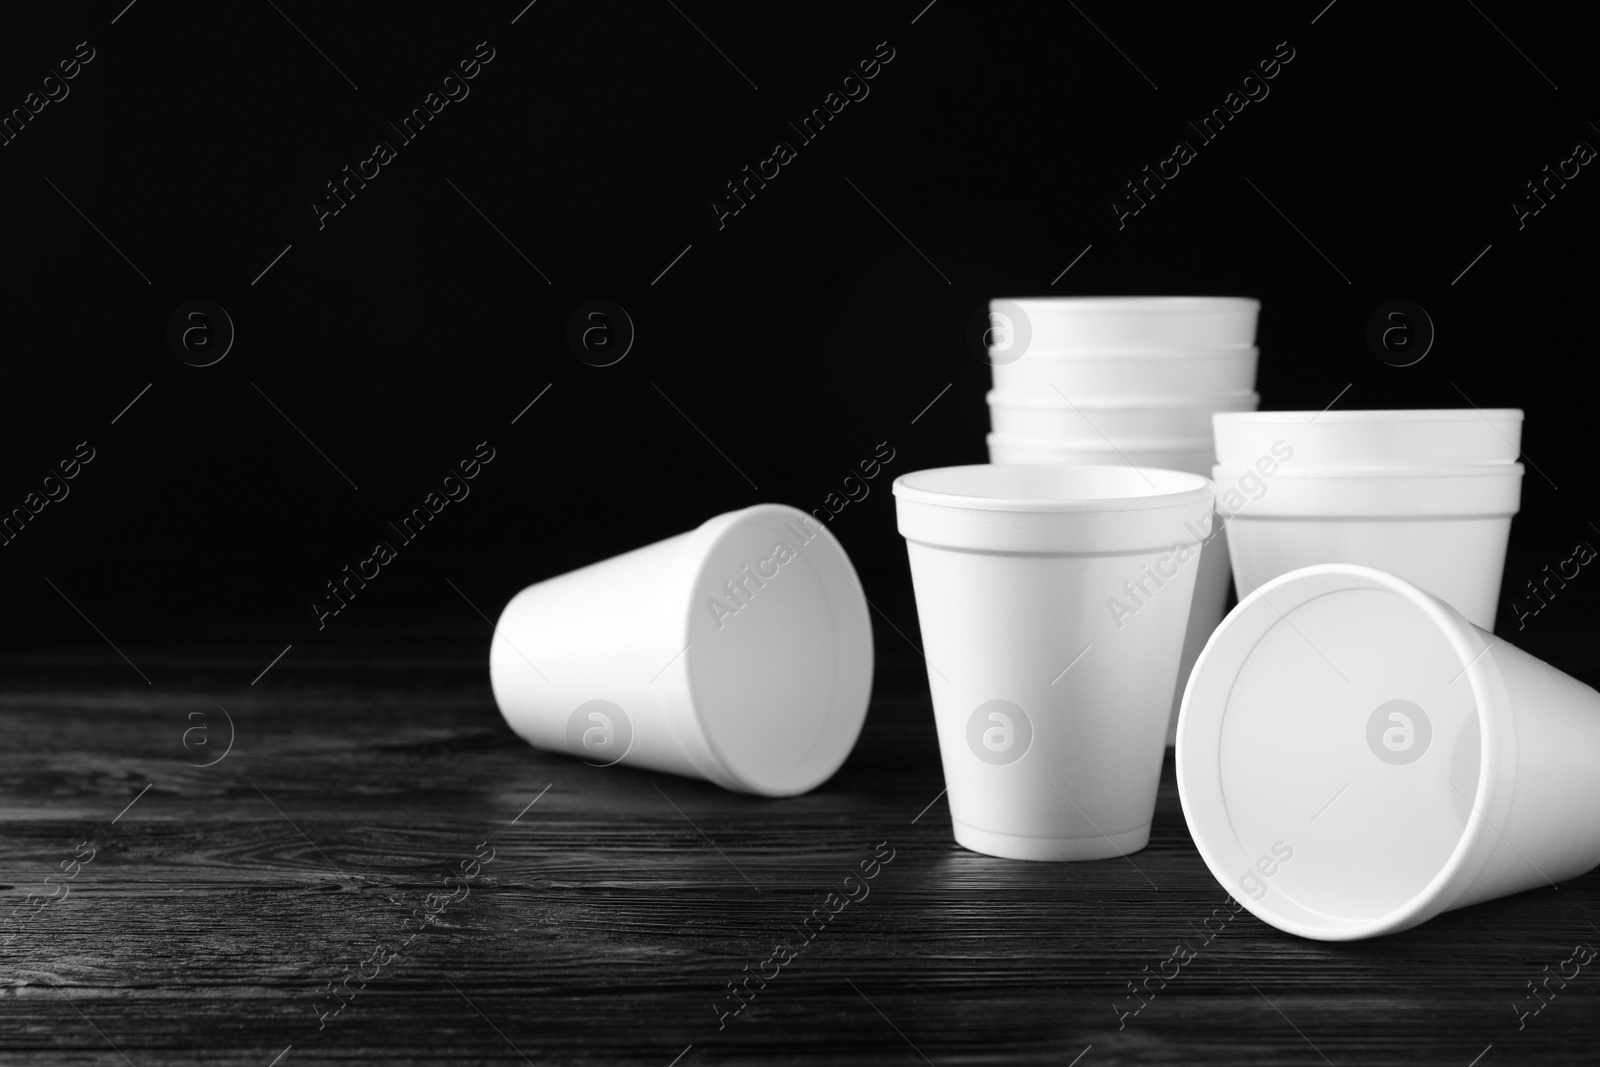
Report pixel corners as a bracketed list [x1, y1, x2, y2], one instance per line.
[1214, 409, 1524, 467]
[489, 504, 874, 797]
[1178, 563, 1600, 940]
[894, 464, 1215, 861]
[991, 296, 1259, 356]
[1215, 462, 1523, 632]
[992, 347, 1259, 399]
[989, 391, 1260, 442]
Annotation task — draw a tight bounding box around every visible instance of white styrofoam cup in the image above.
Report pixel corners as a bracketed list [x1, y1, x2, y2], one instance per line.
[1178, 563, 1600, 940]
[893, 464, 1215, 860]
[489, 504, 874, 796]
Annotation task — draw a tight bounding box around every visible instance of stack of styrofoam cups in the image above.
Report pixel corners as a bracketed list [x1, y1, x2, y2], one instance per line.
[1178, 563, 1600, 940]
[892, 464, 1216, 861]
[1212, 409, 1525, 631]
[984, 296, 1262, 746]
[489, 504, 875, 796]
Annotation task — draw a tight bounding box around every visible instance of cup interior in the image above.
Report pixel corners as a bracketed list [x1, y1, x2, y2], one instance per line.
[895, 463, 1210, 512]
[1179, 565, 1494, 939]
[680, 506, 873, 796]
[1003, 296, 1261, 316]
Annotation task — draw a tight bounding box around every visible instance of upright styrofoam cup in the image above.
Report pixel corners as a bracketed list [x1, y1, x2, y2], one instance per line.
[1214, 409, 1523, 467]
[1215, 463, 1523, 632]
[489, 504, 874, 797]
[993, 297, 1260, 352]
[1178, 563, 1600, 940]
[988, 391, 1260, 441]
[893, 465, 1215, 860]
[992, 347, 1259, 399]
[986, 433, 1237, 748]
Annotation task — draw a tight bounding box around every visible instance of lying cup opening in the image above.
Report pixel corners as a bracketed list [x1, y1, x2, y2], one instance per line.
[1178, 564, 1501, 940]
[676, 505, 874, 797]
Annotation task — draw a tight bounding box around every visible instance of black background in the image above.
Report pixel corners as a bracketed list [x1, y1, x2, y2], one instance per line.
[3, 0, 1596, 653]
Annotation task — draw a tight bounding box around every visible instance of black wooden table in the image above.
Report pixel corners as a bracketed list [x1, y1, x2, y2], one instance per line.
[3, 629, 1596, 1066]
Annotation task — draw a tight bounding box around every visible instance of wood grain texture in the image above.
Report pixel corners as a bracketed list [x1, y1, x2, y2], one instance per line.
[2, 634, 1597, 1066]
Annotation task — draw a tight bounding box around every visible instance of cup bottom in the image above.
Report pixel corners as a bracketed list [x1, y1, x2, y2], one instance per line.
[952, 819, 1151, 861]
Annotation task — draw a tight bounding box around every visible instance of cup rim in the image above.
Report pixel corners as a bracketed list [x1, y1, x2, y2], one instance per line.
[996, 296, 1261, 313]
[989, 389, 1260, 411]
[1214, 408, 1523, 425]
[987, 431, 1217, 453]
[669, 503, 873, 797]
[893, 463, 1214, 513]
[997, 347, 1259, 360]
[1211, 461, 1526, 479]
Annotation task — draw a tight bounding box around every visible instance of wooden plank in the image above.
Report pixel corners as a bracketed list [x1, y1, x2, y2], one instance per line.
[1, 640, 1597, 1065]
